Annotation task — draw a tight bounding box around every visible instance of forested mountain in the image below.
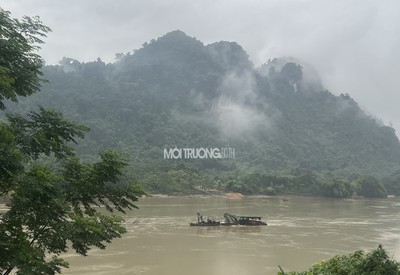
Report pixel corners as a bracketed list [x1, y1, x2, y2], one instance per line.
[5, 30, 400, 195]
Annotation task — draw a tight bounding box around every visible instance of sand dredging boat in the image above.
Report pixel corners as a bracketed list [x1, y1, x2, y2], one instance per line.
[189, 213, 267, 226]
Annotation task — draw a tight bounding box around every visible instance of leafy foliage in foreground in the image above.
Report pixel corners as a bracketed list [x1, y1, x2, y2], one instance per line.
[0, 107, 145, 275]
[279, 245, 400, 275]
[0, 8, 50, 109]
[0, 9, 145, 274]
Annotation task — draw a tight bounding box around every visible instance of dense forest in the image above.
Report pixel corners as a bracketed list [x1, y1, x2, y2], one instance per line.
[5, 30, 400, 197]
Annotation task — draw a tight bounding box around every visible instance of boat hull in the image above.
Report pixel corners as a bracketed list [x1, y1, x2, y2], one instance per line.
[189, 222, 221, 226]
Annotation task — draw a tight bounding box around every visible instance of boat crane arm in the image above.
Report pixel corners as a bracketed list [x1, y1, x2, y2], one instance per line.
[223, 213, 238, 223]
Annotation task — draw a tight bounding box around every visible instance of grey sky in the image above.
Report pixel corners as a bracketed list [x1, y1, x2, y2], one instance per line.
[2, 0, 400, 135]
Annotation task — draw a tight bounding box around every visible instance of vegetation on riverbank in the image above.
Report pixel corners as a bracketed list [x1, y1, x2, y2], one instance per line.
[141, 168, 392, 199]
[279, 245, 400, 275]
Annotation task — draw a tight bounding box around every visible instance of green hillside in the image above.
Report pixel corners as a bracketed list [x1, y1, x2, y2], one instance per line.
[5, 30, 400, 196]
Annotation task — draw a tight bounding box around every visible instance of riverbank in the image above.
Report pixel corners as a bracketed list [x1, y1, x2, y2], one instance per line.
[149, 192, 287, 200]
[148, 192, 397, 200]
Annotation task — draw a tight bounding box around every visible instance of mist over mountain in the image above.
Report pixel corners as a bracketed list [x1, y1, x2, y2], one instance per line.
[6, 30, 400, 195]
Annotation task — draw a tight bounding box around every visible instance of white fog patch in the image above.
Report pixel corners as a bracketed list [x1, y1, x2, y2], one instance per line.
[213, 70, 272, 137]
[189, 89, 210, 111]
[218, 70, 256, 101]
[215, 99, 270, 136]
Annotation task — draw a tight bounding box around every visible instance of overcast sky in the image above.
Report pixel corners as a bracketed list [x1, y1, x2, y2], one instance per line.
[2, 0, 400, 135]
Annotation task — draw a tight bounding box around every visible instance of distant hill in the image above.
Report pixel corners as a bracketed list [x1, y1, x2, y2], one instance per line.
[5, 30, 400, 194]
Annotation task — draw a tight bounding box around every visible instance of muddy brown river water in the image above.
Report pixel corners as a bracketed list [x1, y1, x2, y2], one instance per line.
[58, 196, 400, 275]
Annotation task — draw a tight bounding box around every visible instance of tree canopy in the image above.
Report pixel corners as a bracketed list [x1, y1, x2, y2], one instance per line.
[0, 9, 145, 275]
[0, 8, 51, 109]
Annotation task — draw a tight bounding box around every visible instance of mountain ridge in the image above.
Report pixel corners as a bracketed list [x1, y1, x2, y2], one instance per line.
[4, 30, 400, 194]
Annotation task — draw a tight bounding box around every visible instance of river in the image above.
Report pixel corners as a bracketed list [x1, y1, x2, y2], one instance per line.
[61, 196, 400, 275]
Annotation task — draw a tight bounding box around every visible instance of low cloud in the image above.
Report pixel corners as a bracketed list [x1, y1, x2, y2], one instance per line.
[212, 70, 272, 138]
